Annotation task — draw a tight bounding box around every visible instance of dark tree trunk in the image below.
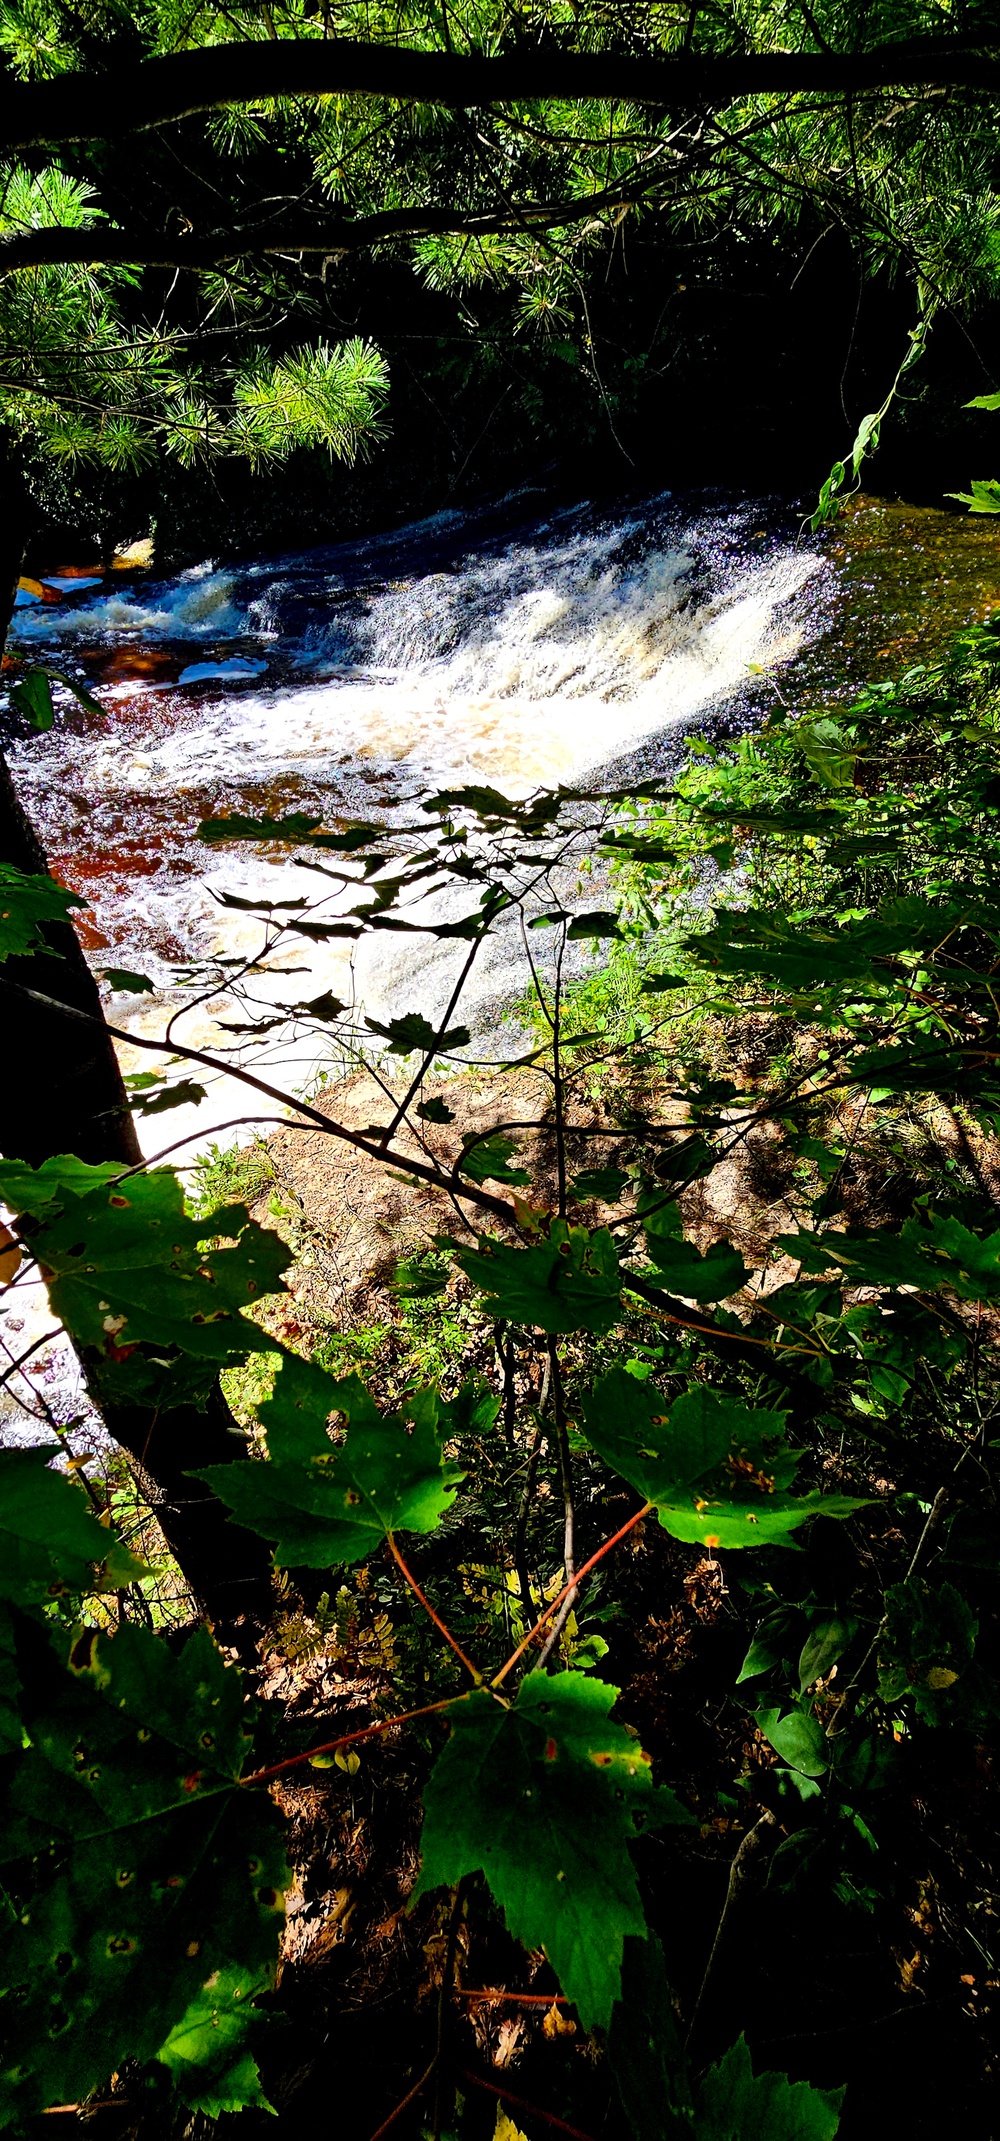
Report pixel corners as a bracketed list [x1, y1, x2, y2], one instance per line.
[0, 464, 274, 1635]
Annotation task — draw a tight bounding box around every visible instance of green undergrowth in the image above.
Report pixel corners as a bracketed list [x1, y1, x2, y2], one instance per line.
[4, 621, 1000, 2135]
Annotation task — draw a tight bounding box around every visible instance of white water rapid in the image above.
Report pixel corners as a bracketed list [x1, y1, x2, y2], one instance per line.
[10, 491, 825, 1030]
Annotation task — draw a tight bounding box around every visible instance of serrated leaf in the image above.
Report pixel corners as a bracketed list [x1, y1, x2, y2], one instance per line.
[0, 1449, 144, 1607]
[0, 1622, 285, 2125]
[130, 1078, 208, 1116]
[416, 1095, 456, 1124]
[778, 1212, 1000, 1304]
[695, 2036, 844, 2139]
[413, 1671, 690, 2030]
[365, 1012, 471, 1055]
[197, 1361, 463, 1567]
[198, 811, 324, 843]
[0, 1153, 123, 1214]
[295, 989, 346, 1021]
[0, 1165, 290, 1363]
[455, 1221, 621, 1335]
[391, 1257, 449, 1300]
[459, 1133, 531, 1187]
[156, 1964, 274, 2115]
[642, 1234, 748, 1301]
[580, 1372, 870, 1549]
[0, 864, 86, 960]
[571, 1166, 629, 1203]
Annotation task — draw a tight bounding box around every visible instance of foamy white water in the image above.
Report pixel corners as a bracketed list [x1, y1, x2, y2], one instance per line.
[7, 490, 828, 1170]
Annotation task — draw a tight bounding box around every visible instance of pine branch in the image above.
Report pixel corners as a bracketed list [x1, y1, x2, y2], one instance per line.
[1, 32, 999, 158]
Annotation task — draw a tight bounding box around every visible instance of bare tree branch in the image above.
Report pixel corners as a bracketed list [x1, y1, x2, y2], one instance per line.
[0, 32, 998, 158]
[0, 179, 669, 277]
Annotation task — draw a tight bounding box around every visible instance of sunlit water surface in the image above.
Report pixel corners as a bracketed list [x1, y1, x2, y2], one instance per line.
[4, 486, 999, 1441]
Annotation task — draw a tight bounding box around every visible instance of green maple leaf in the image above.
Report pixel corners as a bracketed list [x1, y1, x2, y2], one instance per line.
[641, 1234, 747, 1301]
[0, 1449, 147, 1608]
[696, 2036, 844, 2139]
[365, 1011, 471, 1055]
[156, 1965, 274, 2116]
[0, 1623, 285, 2124]
[779, 1212, 1000, 1304]
[413, 1671, 690, 2031]
[580, 1372, 870, 1549]
[0, 1154, 122, 1213]
[571, 1166, 630, 1204]
[0, 863, 86, 961]
[455, 1221, 621, 1335]
[0, 1161, 290, 1362]
[197, 1359, 463, 1567]
[416, 1095, 456, 1124]
[459, 1132, 531, 1187]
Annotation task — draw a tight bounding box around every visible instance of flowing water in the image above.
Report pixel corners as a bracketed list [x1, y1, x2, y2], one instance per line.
[3, 484, 1000, 1439]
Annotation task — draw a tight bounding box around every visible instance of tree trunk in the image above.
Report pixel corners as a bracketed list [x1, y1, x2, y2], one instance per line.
[0, 468, 274, 1634]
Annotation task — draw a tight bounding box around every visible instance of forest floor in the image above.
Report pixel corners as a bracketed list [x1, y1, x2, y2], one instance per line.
[170, 1041, 1000, 2141]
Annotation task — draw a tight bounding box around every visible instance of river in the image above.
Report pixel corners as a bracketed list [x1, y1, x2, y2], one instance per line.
[3, 484, 999, 1444]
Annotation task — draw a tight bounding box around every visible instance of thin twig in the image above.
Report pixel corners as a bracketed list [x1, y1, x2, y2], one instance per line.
[367, 2058, 437, 2141]
[459, 1989, 570, 2006]
[684, 1810, 779, 2050]
[493, 1500, 653, 1689]
[513, 1412, 547, 1619]
[459, 2070, 596, 2141]
[537, 1343, 576, 1670]
[240, 1691, 468, 1787]
[432, 1881, 468, 2141]
[386, 1533, 483, 1684]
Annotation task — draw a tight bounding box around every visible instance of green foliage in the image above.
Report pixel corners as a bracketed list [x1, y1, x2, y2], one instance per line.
[99, 968, 154, 993]
[608, 1934, 695, 2140]
[7, 664, 105, 730]
[753, 1704, 829, 1778]
[0, 1448, 147, 1606]
[695, 2037, 844, 2140]
[197, 1357, 463, 1567]
[580, 1373, 869, 1549]
[365, 1012, 471, 1056]
[456, 1220, 620, 1334]
[0, 861, 86, 958]
[640, 1228, 747, 1302]
[459, 1132, 531, 1187]
[414, 1670, 690, 2031]
[13, 608, 1000, 2124]
[0, 1622, 285, 2124]
[0, 1157, 290, 1364]
[878, 1579, 998, 1729]
[155, 1966, 274, 2116]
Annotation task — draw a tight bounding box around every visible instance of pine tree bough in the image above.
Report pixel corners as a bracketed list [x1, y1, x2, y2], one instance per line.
[0, 32, 999, 161]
